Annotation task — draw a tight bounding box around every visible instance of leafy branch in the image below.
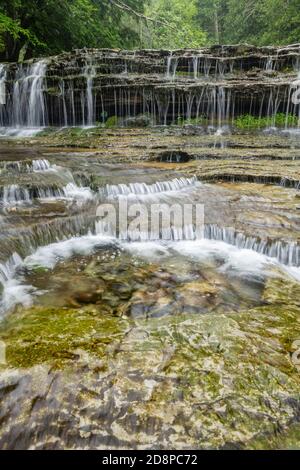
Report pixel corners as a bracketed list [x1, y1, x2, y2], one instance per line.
[108, 0, 176, 29]
[0, 12, 44, 48]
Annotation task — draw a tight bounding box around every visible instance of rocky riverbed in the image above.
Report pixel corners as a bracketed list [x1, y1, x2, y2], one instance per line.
[0, 42, 300, 449]
[0, 125, 300, 449]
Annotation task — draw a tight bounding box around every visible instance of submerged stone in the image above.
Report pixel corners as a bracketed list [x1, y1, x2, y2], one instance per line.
[0, 274, 300, 448]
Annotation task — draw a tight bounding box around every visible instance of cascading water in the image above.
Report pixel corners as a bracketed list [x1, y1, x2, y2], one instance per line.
[31, 159, 51, 172]
[0, 46, 299, 131]
[265, 57, 274, 72]
[166, 54, 178, 81]
[100, 176, 199, 199]
[1, 151, 300, 318]
[84, 62, 96, 126]
[2, 185, 31, 205]
[204, 224, 300, 267]
[0, 64, 6, 105]
[3, 159, 51, 174]
[12, 61, 47, 128]
[0, 64, 7, 127]
[0, 252, 28, 315]
[28, 62, 47, 127]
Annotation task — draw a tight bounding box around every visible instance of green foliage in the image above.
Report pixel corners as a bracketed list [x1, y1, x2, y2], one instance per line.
[1, 0, 300, 61]
[197, 0, 300, 46]
[0, 11, 42, 54]
[177, 116, 206, 125]
[105, 116, 119, 128]
[143, 0, 206, 49]
[235, 113, 299, 130]
[0, 0, 146, 61]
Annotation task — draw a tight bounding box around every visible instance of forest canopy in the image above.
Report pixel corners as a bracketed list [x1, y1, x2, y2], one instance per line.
[0, 0, 300, 61]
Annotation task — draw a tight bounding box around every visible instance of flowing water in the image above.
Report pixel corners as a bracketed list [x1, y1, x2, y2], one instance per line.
[0, 144, 300, 317]
[0, 140, 300, 449]
[1, 46, 300, 449]
[0, 47, 300, 132]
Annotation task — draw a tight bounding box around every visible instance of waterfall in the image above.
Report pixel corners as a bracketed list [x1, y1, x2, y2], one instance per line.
[0, 253, 22, 288]
[28, 62, 47, 126]
[193, 56, 199, 79]
[204, 224, 300, 267]
[12, 61, 47, 127]
[0, 47, 299, 130]
[2, 159, 51, 173]
[166, 54, 178, 80]
[0, 64, 6, 105]
[84, 62, 96, 126]
[63, 183, 94, 201]
[2, 185, 31, 205]
[68, 81, 76, 127]
[31, 159, 51, 172]
[100, 176, 199, 198]
[0, 184, 64, 204]
[265, 57, 274, 72]
[94, 218, 300, 268]
[0, 65, 7, 126]
[280, 176, 300, 190]
[0, 182, 94, 205]
[0, 252, 35, 316]
[59, 80, 68, 127]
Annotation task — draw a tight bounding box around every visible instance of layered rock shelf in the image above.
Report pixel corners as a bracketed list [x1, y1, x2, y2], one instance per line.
[1, 44, 300, 128]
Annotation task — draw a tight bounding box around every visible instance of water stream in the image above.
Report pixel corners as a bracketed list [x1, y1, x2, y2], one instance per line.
[1, 46, 300, 450]
[0, 47, 299, 132]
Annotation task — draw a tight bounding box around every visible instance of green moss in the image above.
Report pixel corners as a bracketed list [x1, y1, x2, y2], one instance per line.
[249, 422, 300, 450]
[45, 87, 60, 96]
[1, 275, 300, 447]
[235, 113, 298, 129]
[0, 305, 130, 369]
[37, 127, 58, 137]
[177, 116, 206, 126]
[105, 115, 119, 128]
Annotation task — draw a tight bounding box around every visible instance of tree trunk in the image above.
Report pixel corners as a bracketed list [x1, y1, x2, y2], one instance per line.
[18, 42, 29, 63]
[214, 8, 220, 44]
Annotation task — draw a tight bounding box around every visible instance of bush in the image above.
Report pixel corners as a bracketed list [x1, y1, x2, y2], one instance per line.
[235, 113, 299, 129]
[105, 116, 119, 128]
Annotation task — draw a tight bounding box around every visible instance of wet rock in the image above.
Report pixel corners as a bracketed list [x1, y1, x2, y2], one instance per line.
[157, 151, 192, 163]
[122, 114, 153, 128]
[0, 275, 300, 449]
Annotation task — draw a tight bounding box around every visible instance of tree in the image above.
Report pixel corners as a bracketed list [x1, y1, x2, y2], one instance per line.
[143, 0, 206, 49]
[197, 0, 300, 46]
[197, 0, 228, 44]
[1, 0, 299, 62]
[0, 11, 42, 60]
[0, 0, 147, 61]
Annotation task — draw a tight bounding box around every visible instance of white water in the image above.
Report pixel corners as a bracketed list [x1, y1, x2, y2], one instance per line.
[1, 181, 93, 206]
[101, 176, 199, 199]
[0, 50, 300, 129]
[84, 62, 96, 126]
[0, 234, 116, 315]
[1, 229, 300, 317]
[24, 234, 115, 270]
[0, 64, 6, 105]
[28, 62, 47, 127]
[12, 61, 47, 127]
[62, 183, 94, 201]
[0, 253, 34, 315]
[2, 185, 31, 205]
[31, 159, 51, 172]
[0, 127, 44, 138]
[123, 238, 300, 284]
[204, 224, 300, 266]
[166, 55, 178, 80]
